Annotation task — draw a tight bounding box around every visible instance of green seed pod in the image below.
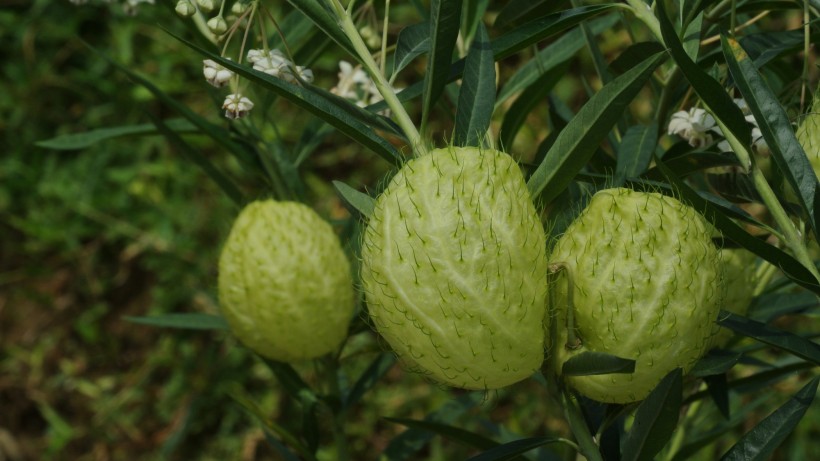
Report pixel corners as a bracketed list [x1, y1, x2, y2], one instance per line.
[797, 91, 820, 169]
[549, 188, 721, 403]
[218, 200, 355, 362]
[361, 146, 548, 390]
[786, 88, 820, 200]
[711, 248, 758, 348]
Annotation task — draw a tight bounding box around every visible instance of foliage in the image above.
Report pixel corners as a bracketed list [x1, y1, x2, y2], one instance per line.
[6, 0, 820, 459]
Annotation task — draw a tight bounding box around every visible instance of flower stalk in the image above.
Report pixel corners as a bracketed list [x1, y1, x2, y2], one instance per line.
[328, 0, 426, 156]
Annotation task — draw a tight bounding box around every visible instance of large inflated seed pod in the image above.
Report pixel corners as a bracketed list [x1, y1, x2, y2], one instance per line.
[218, 200, 355, 362]
[550, 188, 722, 403]
[361, 146, 548, 390]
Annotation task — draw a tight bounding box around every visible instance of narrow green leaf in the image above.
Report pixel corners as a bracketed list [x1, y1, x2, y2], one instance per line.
[615, 123, 659, 185]
[721, 377, 820, 461]
[382, 393, 482, 460]
[673, 395, 772, 461]
[526, 52, 665, 203]
[682, 12, 703, 61]
[421, 0, 463, 130]
[721, 34, 820, 238]
[36, 119, 196, 150]
[229, 390, 316, 461]
[146, 114, 244, 206]
[717, 310, 820, 365]
[333, 180, 375, 218]
[494, 0, 558, 29]
[705, 373, 731, 419]
[748, 291, 819, 323]
[492, 5, 615, 61]
[561, 352, 636, 376]
[164, 30, 404, 166]
[454, 23, 495, 147]
[461, 0, 490, 44]
[655, 1, 751, 148]
[652, 156, 820, 295]
[123, 313, 228, 330]
[344, 353, 395, 408]
[622, 369, 683, 461]
[385, 417, 499, 451]
[89, 45, 261, 184]
[285, 0, 356, 57]
[690, 350, 743, 377]
[495, 15, 618, 108]
[367, 6, 615, 117]
[467, 437, 564, 461]
[392, 22, 430, 76]
[262, 359, 318, 403]
[498, 62, 568, 151]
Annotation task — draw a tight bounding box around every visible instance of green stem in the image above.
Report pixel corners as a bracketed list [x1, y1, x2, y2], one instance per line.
[324, 355, 350, 461]
[561, 389, 604, 461]
[751, 166, 820, 283]
[328, 0, 426, 156]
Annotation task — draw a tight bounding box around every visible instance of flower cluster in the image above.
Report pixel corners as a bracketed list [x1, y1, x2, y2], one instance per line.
[177, 1, 316, 120]
[667, 99, 770, 157]
[330, 61, 399, 115]
[247, 49, 314, 84]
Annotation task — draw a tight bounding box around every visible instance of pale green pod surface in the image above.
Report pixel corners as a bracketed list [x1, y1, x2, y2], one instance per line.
[796, 91, 820, 170]
[550, 188, 721, 403]
[711, 248, 758, 348]
[218, 200, 355, 362]
[787, 89, 820, 200]
[361, 146, 548, 390]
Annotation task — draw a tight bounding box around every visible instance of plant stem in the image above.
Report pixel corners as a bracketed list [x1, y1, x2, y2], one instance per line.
[561, 389, 603, 461]
[751, 165, 820, 283]
[328, 0, 426, 157]
[324, 355, 350, 461]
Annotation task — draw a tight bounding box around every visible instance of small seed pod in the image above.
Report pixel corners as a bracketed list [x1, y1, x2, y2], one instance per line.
[549, 188, 721, 403]
[218, 200, 355, 362]
[361, 146, 549, 390]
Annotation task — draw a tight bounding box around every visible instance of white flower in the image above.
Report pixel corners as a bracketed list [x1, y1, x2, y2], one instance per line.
[751, 127, 771, 156]
[249, 49, 290, 76]
[122, 0, 153, 15]
[222, 93, 254, 119]
[668, 108, 716, 148]
[203, 59, 233, 87]
[330, 60, 395, 109]
[279, 66, 314, 85]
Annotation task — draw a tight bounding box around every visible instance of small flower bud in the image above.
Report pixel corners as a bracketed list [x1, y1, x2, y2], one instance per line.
[359, 25, 381, 49]
[175, 0, 196, 17]
[203, 59, 234, 87]
[223, 93, 254, 119]
[231, 1, 249, 14]
[207, 15, 228, 35]
[196, 0, 215, 13]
